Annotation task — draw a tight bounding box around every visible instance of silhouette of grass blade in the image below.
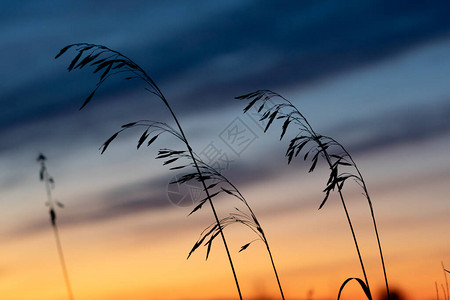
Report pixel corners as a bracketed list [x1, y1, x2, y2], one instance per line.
[122, 122, 137, 128]
[137, 129, 149, 149]
[55, 45, 74, 59]
[238, 240, 260, 253]
[147, 135, 158, 146]
[56, 43, 164, 110]
[280, 117, 290, 140]
[187, 192, 220, 216]
[239, 243, 251, 252]
[264, 111, 277, 132]
[337, 277, 372, 300]
[68, 51, 83, 71]
[100, 132, 119, 154]
[80, 90, 96, 110]
[243, 98, 258, 113]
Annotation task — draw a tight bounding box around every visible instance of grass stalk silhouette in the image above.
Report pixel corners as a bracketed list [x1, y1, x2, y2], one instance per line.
[438, 262, 450, 300]
[221, 180, 285, 300]
[135, 144, 286, 298]
[437, 281, 440, 300]
[55, 43, 247, 299]
[237, 90, 391, 300]
[37, 154, 74, 300]
[95, 124, 286, 299]
[183, 155, 286, 300]
[442, 285, 448, 300]
[444, 262, 449, 300]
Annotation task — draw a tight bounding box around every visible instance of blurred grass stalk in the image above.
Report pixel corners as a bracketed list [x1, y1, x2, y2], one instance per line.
[38, 154, 74, 300]
[437, 262, 450, 300]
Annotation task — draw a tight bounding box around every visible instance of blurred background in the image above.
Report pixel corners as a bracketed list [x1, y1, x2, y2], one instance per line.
[1, 1, 449, 299]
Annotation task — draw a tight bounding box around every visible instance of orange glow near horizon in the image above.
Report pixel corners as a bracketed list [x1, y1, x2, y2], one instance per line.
[1, 142, 449, 300]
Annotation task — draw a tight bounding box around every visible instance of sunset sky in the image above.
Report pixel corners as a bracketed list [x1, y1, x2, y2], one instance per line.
[1, 1, 449, 300]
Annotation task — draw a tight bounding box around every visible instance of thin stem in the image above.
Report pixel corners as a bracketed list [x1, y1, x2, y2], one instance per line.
[276, 94, 388, 299]
[437, 281, 440, 300]
[337, 189, 370, 289]
[317, 142, 370, 292]
[244, 91, 372, 298]
[52, 223, 75, 300]
[264, 240, 286, 300]
[225, 180, 285, 300]
[368, 200, 390, 299]
[161, 96, 243, 300]
[442, 284, 447, 300]
[42, 163, 74, 300]
[443, 262, 449, 300]
[61, 44, 243, 299]
[119, 46, 243, 298]
[332, 140, 390, 299]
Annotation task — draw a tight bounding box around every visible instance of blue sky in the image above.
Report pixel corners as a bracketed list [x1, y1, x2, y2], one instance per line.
[2, 1, 450, 128]
[1, 1, 450, 299]
[1, 0, 449, 184]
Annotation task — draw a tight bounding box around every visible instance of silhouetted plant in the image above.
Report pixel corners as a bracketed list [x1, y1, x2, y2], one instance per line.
[56, 43, 283, 300]
[444, 262, 450, 300]
[436, 262, 450, 300]
[237, 90, 391, 300]
[436, 282, 440, 300]
[98, 120, 286, 298]
[56, 43, 243, 299]
[37, 154, 74, 300]
[171, 151, 286, 300]
[111, 134, 287, 298]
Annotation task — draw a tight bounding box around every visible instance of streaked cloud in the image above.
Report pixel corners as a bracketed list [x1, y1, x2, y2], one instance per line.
[2, 1, 449, 129]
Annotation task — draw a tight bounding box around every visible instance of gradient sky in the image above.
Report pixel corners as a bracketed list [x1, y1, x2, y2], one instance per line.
[1, 1, 450, 300]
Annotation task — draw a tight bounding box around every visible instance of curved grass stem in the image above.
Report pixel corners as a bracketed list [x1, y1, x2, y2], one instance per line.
[56, 44, 243, 299]
[286, 94, 387, 299]
[164, 100, 243, 299]
[264, 241, 285, 300]
[224, 180, 285, 300]
[238, 90, 391, 300]
[316, 141, 370, 292]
